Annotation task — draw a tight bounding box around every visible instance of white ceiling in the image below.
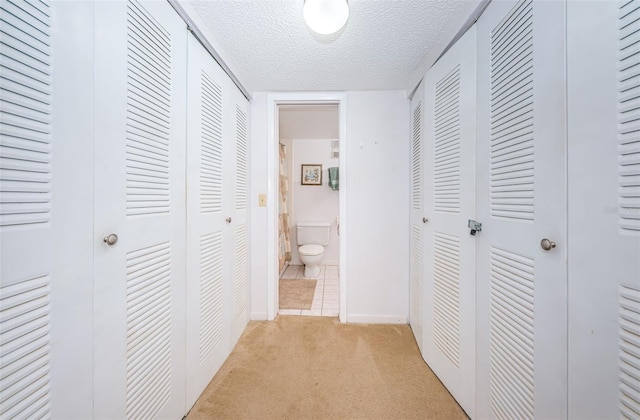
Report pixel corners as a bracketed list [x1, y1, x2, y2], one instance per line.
[188, 0, 483, 94]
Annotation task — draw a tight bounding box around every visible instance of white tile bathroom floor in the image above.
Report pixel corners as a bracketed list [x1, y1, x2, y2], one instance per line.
[278, 265, 340, 317]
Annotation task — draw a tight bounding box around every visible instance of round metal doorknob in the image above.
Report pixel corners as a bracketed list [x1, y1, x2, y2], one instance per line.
[422, 217, 428, 224]
[540, 238, 556, 251]
[226, 217, 232, 223]
[103, 233, 118, 246]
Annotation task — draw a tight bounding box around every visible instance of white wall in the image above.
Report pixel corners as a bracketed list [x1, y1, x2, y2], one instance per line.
[344, 91, 410, 323]
[250, 91, 410, 323]
[289, 139, 340, 265]
[250, 93, 269, 319]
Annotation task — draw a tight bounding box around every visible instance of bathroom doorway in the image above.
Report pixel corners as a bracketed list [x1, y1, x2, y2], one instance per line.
[277, 104, 340, 316]
[266, 93, 347, 321]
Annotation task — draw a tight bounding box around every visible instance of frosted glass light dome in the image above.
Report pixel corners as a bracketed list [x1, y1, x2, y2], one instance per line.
[303, 0, 349, 35]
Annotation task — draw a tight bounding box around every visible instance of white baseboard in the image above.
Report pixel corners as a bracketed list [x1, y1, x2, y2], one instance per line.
[250, 312, 268, 320]
[346, 314, 407, 324]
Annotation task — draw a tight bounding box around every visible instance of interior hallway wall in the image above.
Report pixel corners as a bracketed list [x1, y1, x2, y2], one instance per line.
[249, 91, 410, 322]
[345, 91, 410, 323]
[250, 93, 269, 319]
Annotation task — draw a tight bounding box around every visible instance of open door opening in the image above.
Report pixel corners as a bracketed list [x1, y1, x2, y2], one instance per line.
[266, 93, 348, 322]
[276, 104, 340, 317]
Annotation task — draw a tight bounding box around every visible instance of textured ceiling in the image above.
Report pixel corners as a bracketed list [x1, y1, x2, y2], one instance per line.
[188, 0, 482, 93]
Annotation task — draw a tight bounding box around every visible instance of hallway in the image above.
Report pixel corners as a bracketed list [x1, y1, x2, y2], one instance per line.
[187, 316, 466, 419]
[1, 1, 636, 417]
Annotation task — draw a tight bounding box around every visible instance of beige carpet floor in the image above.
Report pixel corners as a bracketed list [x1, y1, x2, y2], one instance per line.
[187, 316, 467, 420]
[279, 279, 317, 309]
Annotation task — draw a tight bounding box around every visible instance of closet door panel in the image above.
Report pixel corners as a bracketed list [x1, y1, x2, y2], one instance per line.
[409, 81, 425, 352]
[1, 1, 94, 417]
[0, 0, 55, 415]
[422, 26, 476, 417]
[49, 2, 96, 417]
[230, 87, 250, 345]
[185, 33, 232, 409]
[93, 1, 187, 417]
[475, 0, 567, 418]
[567, 1, 640, 417]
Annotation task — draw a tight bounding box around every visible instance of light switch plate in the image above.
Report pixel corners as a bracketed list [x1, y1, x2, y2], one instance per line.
[258, 194, 267, 207]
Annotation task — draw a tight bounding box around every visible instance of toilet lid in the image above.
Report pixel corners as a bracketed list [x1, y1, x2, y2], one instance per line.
[299, 244, 324, 256]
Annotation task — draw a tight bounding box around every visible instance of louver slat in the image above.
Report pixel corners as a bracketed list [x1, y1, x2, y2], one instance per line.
[433, 232, 460, 367]
[490, 0, 534, 222]
[233, 224, 248, 318]
[620, 285, 640, 418]
[125, 0, 172, 217]
[235, 106, 248, 210]
[200, 72, 223, 214]
[0, 0, 52, 228]
[434, 66, 461, 213]
[411, 225, 422, 319]
[125, 241, 172, 419]
[489, 246, 535, 420]
[0, 275, 52, 419]
[619, 0, 640, 233]
[199, 232, 223, 363]
[412, 103, 422, 210]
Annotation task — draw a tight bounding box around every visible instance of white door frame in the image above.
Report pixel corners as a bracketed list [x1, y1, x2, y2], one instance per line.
[266, 92, 348, 322]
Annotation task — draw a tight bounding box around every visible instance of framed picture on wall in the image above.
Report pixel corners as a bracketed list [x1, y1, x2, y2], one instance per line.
[301, 164, 322, 186]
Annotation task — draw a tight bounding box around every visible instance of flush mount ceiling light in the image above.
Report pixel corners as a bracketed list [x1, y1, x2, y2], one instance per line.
[303, 0, 349, 35]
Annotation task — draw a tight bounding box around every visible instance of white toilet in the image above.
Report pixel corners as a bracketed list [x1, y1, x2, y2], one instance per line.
[296, 222, 330, 279]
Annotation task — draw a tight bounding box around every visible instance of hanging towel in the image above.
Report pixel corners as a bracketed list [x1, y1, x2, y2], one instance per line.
[328, 167, 339, 191]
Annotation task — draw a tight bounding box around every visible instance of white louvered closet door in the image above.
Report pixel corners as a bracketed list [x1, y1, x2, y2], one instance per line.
[409, 82, 425, 352]
[1, 1, 94, 417]
[185, 33, 232, 409]
[475, 0, 567, 418]
[229, 84, 249, 345]
[567, 1, 640, 417]
[422, 26, 476, 417]
[93, 1, 187, 418]
[0, 3, 56, 416]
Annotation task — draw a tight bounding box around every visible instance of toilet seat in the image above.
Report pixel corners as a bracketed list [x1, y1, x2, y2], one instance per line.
[299, 244, 324, 256]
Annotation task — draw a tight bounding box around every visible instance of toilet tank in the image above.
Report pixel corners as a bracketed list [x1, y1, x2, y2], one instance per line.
[296, 222, 330, 246]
